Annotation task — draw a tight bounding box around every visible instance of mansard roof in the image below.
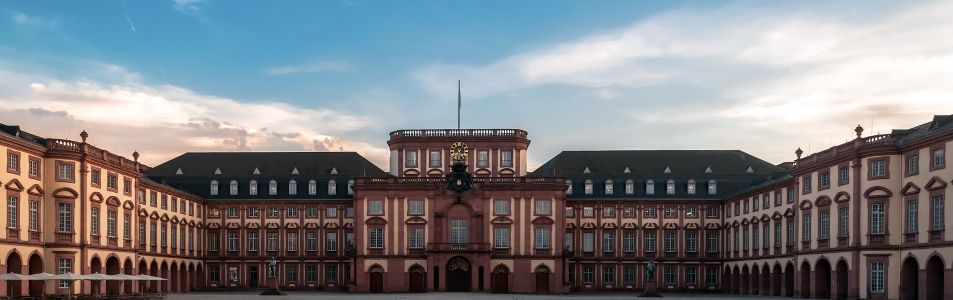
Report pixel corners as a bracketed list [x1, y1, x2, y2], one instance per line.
[531, 150, 784, 178]
[147, 152, 387, 178]
[894, 114, 953, 146]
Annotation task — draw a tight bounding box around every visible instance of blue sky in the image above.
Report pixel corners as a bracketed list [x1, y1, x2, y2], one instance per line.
[1, 0, 951, 170]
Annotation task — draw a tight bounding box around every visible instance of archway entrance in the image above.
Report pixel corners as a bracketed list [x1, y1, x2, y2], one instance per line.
[815, 259, 831, 299]
[248, 266, 258, 288]
[105, 257, 121, 295]
[368, 265, 384, 293]
[28, 254, 43, 297]
[926, 256, 944, 300]
[446, 257, 471, 292]
[772, 264, 782, 296]
[785, 263, 794, 297]
[751, 265, 761, 295]
[732, 266, 741, 294]
[835, 260, 848, 300]
[741, 265, 749, 294]
[800, 262, 811, 298]
[90, 257, 102, 296]
[123, 259, 134, 294]
[534, 265, 550, 293]
[901, 257, 917, 300]
[492, 265, 509, 293]
[6, 252, 22, 297]
[170, 263, 179, 293]
[409, 265, 425, 292]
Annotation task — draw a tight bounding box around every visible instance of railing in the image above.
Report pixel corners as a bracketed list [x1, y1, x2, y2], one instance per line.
[797, 134, 897, 168]
[108, 237, 118, 247]
[929, 230, 944, 242]
[55, 232, 74, 243]
[45, 139, 139, 171]
[356, 176, 563, 185]
[367, 248, 384, 255]
[868, 235, 886, 245]
[426, 243, 491, 252]
[29, 231, 40, 241]
[7, 228, 18, 240]
[838, 236, 849, 246]
[492, 248, 509, 256]
[389, 129, 528, 139]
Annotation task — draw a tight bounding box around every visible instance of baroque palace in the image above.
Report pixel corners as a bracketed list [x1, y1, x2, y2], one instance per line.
[0, 114, 951, 300]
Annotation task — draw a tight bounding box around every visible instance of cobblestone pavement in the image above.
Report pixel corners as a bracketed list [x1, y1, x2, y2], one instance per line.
[169, 291, 789, 300]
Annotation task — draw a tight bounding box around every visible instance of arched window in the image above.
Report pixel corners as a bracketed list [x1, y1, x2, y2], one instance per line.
[229, 180, 238, 195]
[687, 179, 696, 195]
[289, 180, 297, 195]
[625, 179, 634, 195]
[666, 180, 675, 195]
[584, 179, 593, 195]
[646, 180, 655, 195]
[309, 180, 317, 195]
[210, 180, 219, 195]
[708, 180, 717, 194]
[269, 180, 278, 195]
[328, 180, 337, 195]
[347, 179, 354, 195]
[249, 180, 258, 195]
[565, 179, 573, 195]
[605, 179, 614, 195]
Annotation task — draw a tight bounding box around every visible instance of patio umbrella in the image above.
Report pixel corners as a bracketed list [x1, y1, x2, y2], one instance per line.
[47, 273, 89, 300]
[111, 273, 141, 280]
[0, 272, 31, 280]
[136, 274, 166, 281]
[86, 273, 116, 280]
[26, 272, 54, 280]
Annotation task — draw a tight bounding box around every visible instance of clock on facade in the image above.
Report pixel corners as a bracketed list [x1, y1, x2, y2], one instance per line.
[450, 141, 468, 161]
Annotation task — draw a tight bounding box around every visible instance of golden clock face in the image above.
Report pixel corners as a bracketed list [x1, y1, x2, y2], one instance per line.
[450, 141, 468, 161]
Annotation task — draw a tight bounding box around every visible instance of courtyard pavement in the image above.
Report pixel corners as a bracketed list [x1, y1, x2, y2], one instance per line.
[169, 291, 789, 300]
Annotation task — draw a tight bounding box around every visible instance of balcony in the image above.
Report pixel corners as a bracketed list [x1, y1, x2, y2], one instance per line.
[426, 243, 491, 252]
[367, 248, 384, 255]
[868, 234, 886, 245]
[389, 129, 528, 139]
[55, 232, 74, 243]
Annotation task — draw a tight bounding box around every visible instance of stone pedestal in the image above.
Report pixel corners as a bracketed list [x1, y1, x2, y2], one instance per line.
[640, 281, 663, 297]
[259, 277, 285, 295]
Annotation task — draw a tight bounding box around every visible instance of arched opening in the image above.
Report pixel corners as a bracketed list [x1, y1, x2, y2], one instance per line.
[773, 264, 783, 296]
[741, 265, 750, 294]
[408, 265, 425, 293]
[732, 266, 741, 294]
[105, 256, 121, 295]
[492, 264, 509, 293]
[157, 261, 167, 293]
[6, 252, 22, 297]
[187, 264, 196, 292]
[762, 264, 771, 296]
[901, 257, 918, 300]
[751, 264, 761, 295]
[815, 259, 831, 299]
[835, 260, 848, 300]
[723, 267, 732, 294]
[90, 256, 102, 296]
[785, 263, 795, 297]
[170, 263, 179, 293]
[446, 257, 471, 292]
[926, 256, 944, 300]
[534, 265, 550, 293]
[123, 259, 134, 294]
[368, 265, 384, 293]
[28, 254, 43, 297]
[179, 263, 188, 293]
[800, 261, 811, 298]
[196, 264, 204, 290]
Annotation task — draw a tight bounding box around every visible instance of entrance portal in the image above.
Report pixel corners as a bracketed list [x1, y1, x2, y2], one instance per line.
[446, 257, 471, 292]
[492, 265, 509, 293]
[534, 265, 550, 293]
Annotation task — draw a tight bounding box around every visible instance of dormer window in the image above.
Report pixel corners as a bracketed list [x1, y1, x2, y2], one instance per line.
[347, 179, 354, 195]
[229, 180, 238, 195]
[687, 180, 696, 195]
[269, 180, 278, 195]
[584, 180, 593, 195]
[328, 180, 337, 195]
[646, 180, 655, 195]
[708, 180, 717, 194]
[289, 180, 297, 195]
[625, 179, 634, 195]
[605, 180, 614, 195]
[666, 180, 675, 195]
[249, 180, 258, 195]
[210, 180, 219, 195]
[309, 180, 317, 195]
[565, 180, 573, 195]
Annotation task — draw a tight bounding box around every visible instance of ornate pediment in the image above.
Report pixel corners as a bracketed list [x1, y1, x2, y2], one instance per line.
[601, 222, 617, 229]
[407, 216, 429, 225]
[225, 222, 240, 229]
[246, 222, 261, 229]
[834, 192, 850, 203]
[26, 184, 43, 196]
[265, 222, 280, 229]
[864, 186, 893, 199]
[799, 200, 814, 210]
[490, 216, 512, 225]
[925, 176, 948, 191]
[4, 179, 23, 191]
[285, 222, 300, 229]
[662, 222, 679, 230]
[621, 222, 639, 229]
[304, 222, 319, 229]
[814, 196, 832, 207]
[684, 222, 699, 230]
[901, 182, 921, 195]
[365, 217, 387, 225]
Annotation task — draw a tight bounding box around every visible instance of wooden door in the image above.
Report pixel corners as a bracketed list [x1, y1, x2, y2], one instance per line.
[410, 271, 425, 292]
[535, 266, 550, 293]
[492, 272, 508, 293]
[446, 257, 471, 292]
[370, 272, 384, 293]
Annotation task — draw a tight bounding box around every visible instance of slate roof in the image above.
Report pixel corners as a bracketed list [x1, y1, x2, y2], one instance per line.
[894, 115, 953, 146]
[147, 152, 387, 178]
[0, 124, 48, 146]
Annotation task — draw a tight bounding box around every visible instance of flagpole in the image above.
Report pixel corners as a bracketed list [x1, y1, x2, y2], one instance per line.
[457, 80, 461, 130]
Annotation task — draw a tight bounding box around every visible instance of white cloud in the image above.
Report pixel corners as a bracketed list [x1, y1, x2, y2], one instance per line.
[0, 61, 390, 168]
[171, 0, 209, 13]
[11, 12, 53, 29]
[265, 61, 354, 76]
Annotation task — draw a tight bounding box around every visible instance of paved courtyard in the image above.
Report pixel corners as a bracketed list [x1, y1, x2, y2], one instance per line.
[169, 291, 788, 300]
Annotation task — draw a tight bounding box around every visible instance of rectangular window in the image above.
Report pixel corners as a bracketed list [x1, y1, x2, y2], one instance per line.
[28, 158, 39, 178]
[209, 266, 220, 283]
[476, 150, 489, 168]
[494, 200, 509, 215]
[583, 207, 594, 217]
[763, 224, 770, 249]
[287, 207, 298, 218]
[57, 163, 73, 181]
[664, 207, 676, 218]
[306, 265, 316, 282]
[535, 199, 551, 215]
[208, 232, 218, 251]
[500, 150, 513, 167]
[450, 218, 468, 244]
[871, 159, 886, 177]
[583, 232, 594, 252]
[933, 195, 944, 231]
[803, 175, 812, 193]
[306, 207, 317, 218]
[908, 155, 920, 175]
[227, 232, 238, 251]
[775, 223, 782, 247]
[775, 191, 783, 206]
[326, 232, 338, 251]
[706, 207, 718, 218]
[107, 210, 117, 237]
[706, 232, 718, 253]
[871, 203, 886, 235]
[405, 150, 417, 168]
[494, 228, 509, 249]
[409, 200, 424, 215]
[287, 232, 298, 251]
[665, 265, 676, 284]
[603, 232, 615, 252]
[686, 266, 697, 284]
[6, 196, 17, 229]
[603, 266, 615, 283]
[753, 226, 760, 249]
[306, 233, 316, 251]
[368, 228, 383, 248]
[664, 232, 676, 253]
[247, 207, 259, 218]
[287, 265, 297, 284]
[870, 261, 885, 293]
[29, 200, 38, 232]
[267, 232, 278, 251]
[58, 258, 73, 288]
[326, 264, 338, 284]
[583, 265, 594, 284]
[623, 265, 635, 284]
[706, 266, 719, 284]
[686, 232, 697, 253]
[603, 207, 615, 218]
[839, 207, 850, 237]
[907, 200, 918, 233]
[787, 220, 795, 245]
[248, 232, 258, 251]
[408, 228, 424, 249]
[644, 207, 656, 218]
[644, 232, 656, 252]
[57, 203, 72, 233]
[819, 211, 830, 240]
[934, 148, 946, 168]
[535, 227, 551, 249]
[429, 150, 442, 168]
[820, 171, 830, 188]
[803, 214, 812, 241]
[623, 231, 636, 252]
[565, 232, 573, 249]
[624, 207, 636, 218]
[346, 207, 354, 218]
[326, 207, 337, 218]
[368, 200, 383, 215]
[106, 174, 118, 190]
